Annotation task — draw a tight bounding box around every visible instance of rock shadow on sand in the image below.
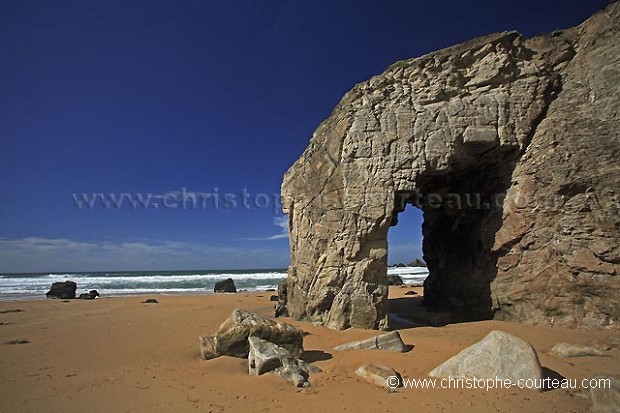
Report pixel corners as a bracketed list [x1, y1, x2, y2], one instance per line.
[300, 350, 332, 363]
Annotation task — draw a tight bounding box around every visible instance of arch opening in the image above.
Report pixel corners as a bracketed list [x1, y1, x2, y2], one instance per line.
[390, 155, 516, 323]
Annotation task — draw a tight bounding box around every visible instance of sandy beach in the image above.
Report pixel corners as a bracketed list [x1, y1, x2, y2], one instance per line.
[0, 286, 617, 413]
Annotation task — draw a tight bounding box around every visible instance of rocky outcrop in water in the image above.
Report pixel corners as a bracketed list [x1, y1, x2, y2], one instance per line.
[279, 4, 620, 330]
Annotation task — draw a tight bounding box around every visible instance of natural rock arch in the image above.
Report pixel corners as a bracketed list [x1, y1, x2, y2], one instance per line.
[278, 4, 620, 330]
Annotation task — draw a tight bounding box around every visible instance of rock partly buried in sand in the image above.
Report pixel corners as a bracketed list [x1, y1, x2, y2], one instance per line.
[590, 375, 620, 413]
[356, 364, 402, 389]
[142, 299, 158, 304]
[200, 309, 304, 360]
[78, 290, 100, 300]
[214, 278, 236, 293]
[404, 290, 418, 296]
[333, 331, 406, 352]
[248, 336, 319, 387]
[46, 281, 77, 299]
[0, 309, 22, 314]
[429, 331, 543, 390]
[6, 339, 29, 345]
[551, 343, 606, 358]
[269, 295, 278, 302]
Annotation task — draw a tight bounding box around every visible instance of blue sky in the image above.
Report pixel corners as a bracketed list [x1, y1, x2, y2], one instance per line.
[0, 0, 607, 272]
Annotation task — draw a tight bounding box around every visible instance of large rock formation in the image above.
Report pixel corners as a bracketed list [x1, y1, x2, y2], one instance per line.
[280, 4, 619, 330]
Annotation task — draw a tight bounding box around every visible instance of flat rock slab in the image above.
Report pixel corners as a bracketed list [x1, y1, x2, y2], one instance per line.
[356, 364, 402, 389]
[590, 375, 620, 413]
[334, 331, 406, 352]
[429, 330, 543, 390]
[551, 343, 606, 358]
[200, 309, 304, 360]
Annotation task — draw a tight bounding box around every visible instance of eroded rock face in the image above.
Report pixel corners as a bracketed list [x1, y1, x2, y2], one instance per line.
[280, 4, 620, 330]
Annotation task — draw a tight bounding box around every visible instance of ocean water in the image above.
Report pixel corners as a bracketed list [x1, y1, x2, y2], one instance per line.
[0, 267, 428, 300]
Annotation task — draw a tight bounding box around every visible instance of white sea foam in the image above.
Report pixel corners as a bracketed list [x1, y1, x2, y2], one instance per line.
[0, 267, 428, 299]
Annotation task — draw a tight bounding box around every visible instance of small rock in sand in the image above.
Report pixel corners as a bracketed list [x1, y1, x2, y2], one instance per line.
[334, 331, 407, 352]
[6, 339, 29, 345]
[0, 309, 22, 314]
[551, 343, 606, 358]
[142, 299, 159, 304]
[356, 364, 402, 389]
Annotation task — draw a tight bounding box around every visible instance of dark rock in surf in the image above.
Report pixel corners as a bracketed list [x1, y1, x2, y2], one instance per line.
[214, 278, 237, 293]
[46, 281, 77, 300]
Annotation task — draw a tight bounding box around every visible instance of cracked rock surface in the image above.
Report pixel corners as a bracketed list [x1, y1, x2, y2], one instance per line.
[280, 4, 619, 330]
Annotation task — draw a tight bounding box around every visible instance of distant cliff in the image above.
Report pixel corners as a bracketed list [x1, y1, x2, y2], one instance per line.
[280, 3, 619, 330]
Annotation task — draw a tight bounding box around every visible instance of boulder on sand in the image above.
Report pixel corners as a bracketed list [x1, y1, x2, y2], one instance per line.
[46, 281, 77, 299]
[429, 330, 543, 390]
[199, 309, 304, 360]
